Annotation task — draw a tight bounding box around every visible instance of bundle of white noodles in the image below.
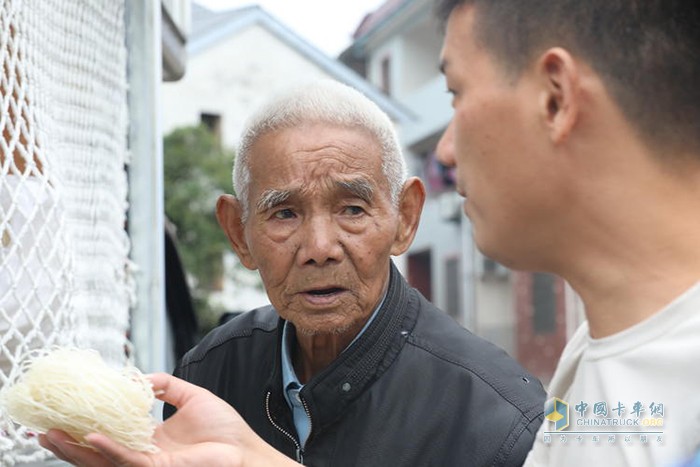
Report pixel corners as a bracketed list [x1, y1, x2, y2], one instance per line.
[1, 348, 157, 453]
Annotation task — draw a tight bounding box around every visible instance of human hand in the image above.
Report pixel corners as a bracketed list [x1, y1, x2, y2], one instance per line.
[38, 372, 300, 467]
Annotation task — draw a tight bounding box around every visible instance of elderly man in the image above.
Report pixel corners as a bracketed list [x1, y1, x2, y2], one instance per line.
[159, 79, 543, 466]
[39, 79, 544, 466]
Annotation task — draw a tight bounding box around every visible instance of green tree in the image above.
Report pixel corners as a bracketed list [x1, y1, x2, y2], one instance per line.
[163, 125, 234, 329]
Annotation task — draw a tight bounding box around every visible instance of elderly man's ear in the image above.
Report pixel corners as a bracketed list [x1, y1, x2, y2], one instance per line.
[391, 177, 426, 256]
[216, 194, 258, 270]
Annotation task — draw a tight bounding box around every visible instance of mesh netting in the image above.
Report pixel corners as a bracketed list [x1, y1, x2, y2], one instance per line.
[0, 0, 132, 463]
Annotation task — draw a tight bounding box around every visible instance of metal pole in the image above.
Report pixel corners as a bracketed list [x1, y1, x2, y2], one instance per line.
[125, 0, 167, 375]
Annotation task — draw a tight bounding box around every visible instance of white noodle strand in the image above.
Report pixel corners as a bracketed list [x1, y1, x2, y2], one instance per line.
[0, 348, 157, 453]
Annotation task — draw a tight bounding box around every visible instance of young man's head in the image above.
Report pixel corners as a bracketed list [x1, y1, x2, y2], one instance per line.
[436, 0, 700, 272]
[436, 0, 700, 157]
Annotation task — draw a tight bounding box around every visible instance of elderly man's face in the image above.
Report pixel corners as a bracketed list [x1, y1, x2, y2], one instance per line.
[218, 122, 421, 336]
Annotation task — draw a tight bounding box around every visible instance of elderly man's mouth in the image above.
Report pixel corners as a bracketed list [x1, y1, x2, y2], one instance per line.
[308, 287, 344, 295]
[301, 287, 347, 305]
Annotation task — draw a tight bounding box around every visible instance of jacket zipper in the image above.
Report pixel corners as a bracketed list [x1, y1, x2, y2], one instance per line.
[300, 395, 313, 444]
[265, 391, 305, 464]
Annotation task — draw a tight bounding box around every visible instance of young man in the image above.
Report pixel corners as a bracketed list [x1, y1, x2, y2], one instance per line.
[436, 1, 700, 466]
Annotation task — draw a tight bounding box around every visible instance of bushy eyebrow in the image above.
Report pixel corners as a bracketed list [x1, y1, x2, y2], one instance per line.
[337, 178, 374, 204]
[256, 189, 293, 213]
[255, 178, 375, 214]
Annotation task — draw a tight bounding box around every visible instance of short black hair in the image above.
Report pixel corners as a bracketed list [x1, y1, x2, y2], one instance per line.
[436, 0, 700, 156]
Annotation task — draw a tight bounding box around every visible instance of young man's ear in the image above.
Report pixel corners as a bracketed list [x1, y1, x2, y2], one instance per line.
[216, 194, 257, 270]
[391, 177, 426, 256]
[536, 47, 581, 143]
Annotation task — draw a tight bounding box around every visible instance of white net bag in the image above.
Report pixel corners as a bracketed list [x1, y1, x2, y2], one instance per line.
[0, 0, 132, 464]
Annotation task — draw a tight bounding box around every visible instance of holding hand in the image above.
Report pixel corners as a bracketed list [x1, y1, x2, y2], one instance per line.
[39, 373, 300, 467]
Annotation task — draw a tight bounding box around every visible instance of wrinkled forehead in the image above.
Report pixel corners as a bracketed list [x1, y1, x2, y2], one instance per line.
[249, 124, 383, 179]
[246, 123, 389, 198]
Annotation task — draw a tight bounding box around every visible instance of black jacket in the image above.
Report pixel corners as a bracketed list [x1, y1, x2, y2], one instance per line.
[166, 265, 545, 466]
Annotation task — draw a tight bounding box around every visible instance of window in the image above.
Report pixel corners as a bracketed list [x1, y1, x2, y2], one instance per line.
[445, 257, 460, 319]
[532, 272, 556, 334]
[380, 56, 391, 95]
[200, 112, 221, 141]
[408, 250, 432, 301]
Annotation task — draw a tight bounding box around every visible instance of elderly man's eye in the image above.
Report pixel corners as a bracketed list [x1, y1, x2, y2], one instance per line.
[273, 208, 295, 220]
[344, 206, 365, 216]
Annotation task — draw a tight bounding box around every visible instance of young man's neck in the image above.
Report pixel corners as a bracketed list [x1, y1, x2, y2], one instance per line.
[561, 156, 700, 338]
[573, 272, 699, 338]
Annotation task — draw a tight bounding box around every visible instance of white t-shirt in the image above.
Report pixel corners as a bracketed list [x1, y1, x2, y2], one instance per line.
[525, 282, 700, 467]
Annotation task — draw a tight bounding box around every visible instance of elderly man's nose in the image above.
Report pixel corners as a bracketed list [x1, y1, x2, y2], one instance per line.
[299, 218, 343, 265]
[436, 120, 456, 167]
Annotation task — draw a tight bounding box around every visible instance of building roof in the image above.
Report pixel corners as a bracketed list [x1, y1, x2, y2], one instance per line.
[188, 3, 413, 123]
[352, 0, 407, 40]
[342, 0, 429, 62]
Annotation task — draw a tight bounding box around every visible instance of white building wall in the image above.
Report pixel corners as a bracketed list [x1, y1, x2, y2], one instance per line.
[365, 38, 399, 97]
[399, 75, 452, 146]
[409, 194, 462, 312]
[162, 24, 330, 148]
[362, 12, 442, 101]
[397, 24, 443, 97]
[475, 275, 516, 357]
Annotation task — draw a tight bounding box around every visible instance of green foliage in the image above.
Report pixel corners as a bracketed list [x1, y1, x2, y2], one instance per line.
[163, 125, 234, 324]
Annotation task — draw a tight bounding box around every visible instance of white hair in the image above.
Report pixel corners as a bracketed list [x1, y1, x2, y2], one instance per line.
[233, 79, 407, 220]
